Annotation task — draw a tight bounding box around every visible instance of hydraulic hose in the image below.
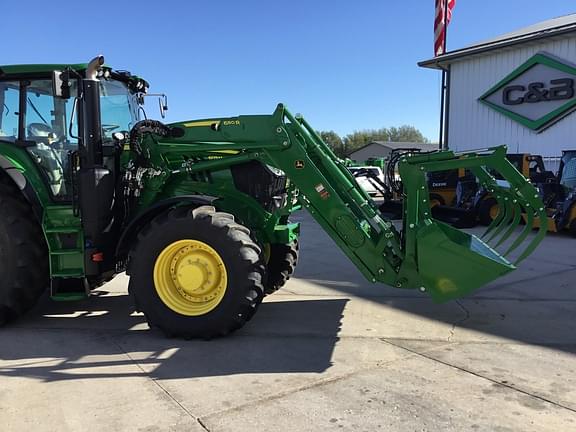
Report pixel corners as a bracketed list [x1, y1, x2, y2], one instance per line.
[129, 120, 184, 152]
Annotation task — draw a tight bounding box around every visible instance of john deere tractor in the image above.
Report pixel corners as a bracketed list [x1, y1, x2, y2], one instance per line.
[0, 56, 548, 338]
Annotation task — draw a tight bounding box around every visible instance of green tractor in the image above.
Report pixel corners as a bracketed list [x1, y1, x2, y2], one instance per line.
[0, 56, 548, 338]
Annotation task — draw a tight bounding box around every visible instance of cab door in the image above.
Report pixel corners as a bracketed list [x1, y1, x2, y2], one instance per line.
[21, 79, 78, 200]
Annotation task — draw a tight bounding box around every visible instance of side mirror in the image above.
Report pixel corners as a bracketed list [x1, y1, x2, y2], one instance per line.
[140, 93, 168, 118]
[52, 70, 71, 99]
[158, 94, 168, 119]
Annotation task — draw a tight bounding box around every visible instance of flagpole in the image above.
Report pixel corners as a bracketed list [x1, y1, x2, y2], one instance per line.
[439, 69, 446, 149]
[439, 0, 449, 150]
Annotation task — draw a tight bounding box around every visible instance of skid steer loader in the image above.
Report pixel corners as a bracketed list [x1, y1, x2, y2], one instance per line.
[0, 56, 548, 338]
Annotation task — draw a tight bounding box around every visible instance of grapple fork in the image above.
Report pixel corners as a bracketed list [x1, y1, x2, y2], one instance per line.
[396, 146, 547, 301]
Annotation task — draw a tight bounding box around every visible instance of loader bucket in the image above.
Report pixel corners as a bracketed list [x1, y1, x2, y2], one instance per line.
[397, 146, 547, 302]
[416, 221, 514, 302]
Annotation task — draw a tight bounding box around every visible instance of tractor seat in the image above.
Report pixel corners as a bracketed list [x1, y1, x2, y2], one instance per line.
[27, 123, 58, 145]
[26, 123, 65, 195]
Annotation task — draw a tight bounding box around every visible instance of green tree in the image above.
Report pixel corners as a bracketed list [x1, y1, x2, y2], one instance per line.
[318, 125, 430, 158]
[388, 125, 429, 143]
[318, 130, 346, 158]
[343, 128, 390, 155]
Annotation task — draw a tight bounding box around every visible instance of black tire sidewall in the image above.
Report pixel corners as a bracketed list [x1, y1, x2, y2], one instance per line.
[0, 183, 48, 320]
[478, 198, 498, 226]
[130, 212, 261, 335]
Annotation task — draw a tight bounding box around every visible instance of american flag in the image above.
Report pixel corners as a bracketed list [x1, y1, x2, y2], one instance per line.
[434, 0, 456, 56]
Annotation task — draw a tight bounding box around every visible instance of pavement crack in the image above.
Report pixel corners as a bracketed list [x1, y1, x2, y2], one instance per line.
[111, 340, 202, 426]
[448, 300, 470, 342]
[201, 369, 362, 420]
[201, 350, 424, 420]
[197, 418, 211, 432]
[380, 338, 576, 414]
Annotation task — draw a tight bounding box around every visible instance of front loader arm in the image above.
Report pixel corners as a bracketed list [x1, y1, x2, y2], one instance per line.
[260, 106, 405, 285]
[155, 104, 547, 301]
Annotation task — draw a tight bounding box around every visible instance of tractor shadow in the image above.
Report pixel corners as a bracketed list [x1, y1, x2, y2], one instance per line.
[293, 213, 576, 353]
[0, 290, 346, 382]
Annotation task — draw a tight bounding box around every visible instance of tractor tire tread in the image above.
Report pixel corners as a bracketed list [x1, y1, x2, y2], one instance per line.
[0, 182, 48, 325]
[128, 205, 265, 339]
[264, 240, 299, 295]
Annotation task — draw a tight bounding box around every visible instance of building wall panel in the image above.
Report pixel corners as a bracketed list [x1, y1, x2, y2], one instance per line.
[448, 35, 576, 157]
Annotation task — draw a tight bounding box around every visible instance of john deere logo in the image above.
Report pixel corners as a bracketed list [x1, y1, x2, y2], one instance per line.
[479, 53, 576, 133]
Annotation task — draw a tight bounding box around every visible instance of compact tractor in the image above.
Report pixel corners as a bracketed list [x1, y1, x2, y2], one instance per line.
[0, 56, 548, 338]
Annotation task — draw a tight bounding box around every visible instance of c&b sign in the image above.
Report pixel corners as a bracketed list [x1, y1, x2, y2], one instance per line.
[479, 53, 576, 132]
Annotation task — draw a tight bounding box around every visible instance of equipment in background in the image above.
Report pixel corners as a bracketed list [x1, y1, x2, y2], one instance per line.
[0, 56, 548, 339]
[427, 153, 561, 230]
[527, 150, 576, 236]
[348, 165, 386, 197]
[476, 154, 556, 226]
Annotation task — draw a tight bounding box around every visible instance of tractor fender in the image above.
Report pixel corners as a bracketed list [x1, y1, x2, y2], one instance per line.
[116, 195, 216, 262]
[0, 155, 43, 221]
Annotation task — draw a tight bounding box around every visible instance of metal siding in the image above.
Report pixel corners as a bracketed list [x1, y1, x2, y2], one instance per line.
[448, 35, 576, 157]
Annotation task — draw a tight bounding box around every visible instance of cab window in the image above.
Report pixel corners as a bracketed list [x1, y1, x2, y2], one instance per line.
[0, 82, 19, 141]
[24, 79, 78, 198]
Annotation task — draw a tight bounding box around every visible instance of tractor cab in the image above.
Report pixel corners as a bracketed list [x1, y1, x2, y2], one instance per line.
[0, 58, 157, 296]
[0, 63, 146, 200]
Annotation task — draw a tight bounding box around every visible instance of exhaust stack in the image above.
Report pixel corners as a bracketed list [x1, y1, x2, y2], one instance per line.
[86, 55, 105, 81]
[78, 54, 114, 275]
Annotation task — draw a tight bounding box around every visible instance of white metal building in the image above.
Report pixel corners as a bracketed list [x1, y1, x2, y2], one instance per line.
[420, 14, 576, 161]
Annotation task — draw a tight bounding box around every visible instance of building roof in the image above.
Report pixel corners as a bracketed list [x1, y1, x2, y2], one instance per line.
[419, 13, 576, 70]
[350, 141, 437, 156]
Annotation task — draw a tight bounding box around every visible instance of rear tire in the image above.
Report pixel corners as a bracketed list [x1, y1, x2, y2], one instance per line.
[265, 241, 299, 294]
[128, 206, 265, 339]
[478, 197, 498, 226]
[0, 182, 49, 325]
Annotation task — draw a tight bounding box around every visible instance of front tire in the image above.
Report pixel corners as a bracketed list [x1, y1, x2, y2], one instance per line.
[128, 206, 265, 339]
[264, 241, 299, 294]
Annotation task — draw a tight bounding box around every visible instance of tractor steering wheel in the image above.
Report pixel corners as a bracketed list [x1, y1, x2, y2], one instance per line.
[102, 124, 120, 134]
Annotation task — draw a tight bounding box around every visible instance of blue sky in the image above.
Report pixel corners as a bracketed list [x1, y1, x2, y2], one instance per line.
[2, 1, 574, 142]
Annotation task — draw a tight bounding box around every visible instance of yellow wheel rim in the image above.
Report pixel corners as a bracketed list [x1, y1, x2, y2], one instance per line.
[489, 204, 499, 221]
[153, 239, 227, 316]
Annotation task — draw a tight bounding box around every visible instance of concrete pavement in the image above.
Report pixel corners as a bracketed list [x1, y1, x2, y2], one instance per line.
[0, 212, 575, 431]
